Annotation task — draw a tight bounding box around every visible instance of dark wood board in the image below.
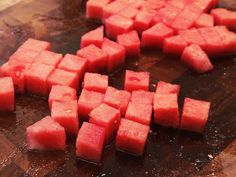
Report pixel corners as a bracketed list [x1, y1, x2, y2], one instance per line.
[0, 0, 235, 177]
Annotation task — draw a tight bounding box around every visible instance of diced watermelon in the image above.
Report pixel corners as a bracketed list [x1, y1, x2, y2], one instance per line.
[116, 119, 149, 156]
[194, 13, 214, 28]
[134, 11, 155, 33]
[142, 22, 174, 48]
[76, 122, 105, 162]
[80, 26, 104, 48]
[156, 81, 180, 95]
[25, 63, 55, 96]
[48, 85, 77, 110]
[171, 16, 195, 31]
[58, 54, 87, 80]
[125, 0, 144, 9]
[35, 51, 63, 67]
[163, 35, 188, 55]
[77, 45, 108, 72]
[153, 94, 179, 128]
[105, 15, 134, 39]
[86, 0, 112, 20]
[125, 102, 152, 125]
[165, 0, 188, 9]
[78, 89, 104, 120]
[103, 87, 131, 117]
[181, 44, 213, 73]
[180, 98, 211, 133]
[130, 90, 154, 105]
[140, 0, 165, 11]
[117, 30, 141, 56]
[89, 103, 121, 143]
[190, 0, 215, 13]
[103, 1, 128, 21]
[124, 70, 150, 92]
[0, 60, 31, 94]
[179, 28, 206, 47]
[117, 6, 139, 19]
[26, 116, 66, 150]
[83, 72, 108, 93]
[101, 38, 125, 73]
[0, 77, 14, 112]
[47, 69, 79, 91]
[211, 8, 236, 29]
[9, 49, 40, 64]
[51, 100, 78, 135]
[18, 38, 51, 52]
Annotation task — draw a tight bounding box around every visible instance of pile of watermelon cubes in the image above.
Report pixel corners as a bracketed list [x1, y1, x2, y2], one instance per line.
[4, 0, 236, 164]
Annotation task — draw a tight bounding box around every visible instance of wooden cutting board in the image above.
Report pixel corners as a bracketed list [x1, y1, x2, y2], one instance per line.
[0, 0, 235, 177]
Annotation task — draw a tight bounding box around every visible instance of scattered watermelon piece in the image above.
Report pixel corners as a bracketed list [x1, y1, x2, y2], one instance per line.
[126, 0, 144, 9]
[103, 1, 128, 21]
[134, 11, 155, 33]
[26, 116, 66, 150]
[89, 103, 121, 143]
[165, 0, 188, 9]
[35, 51, 63, 67]
[190, 0, 215, 13]
[0, 77, 14, 112]
[153, 94, 179, 128]
[156, 81, 180, 95]
[18, 38, 51, 52]
[140, 0, 165, 11]
[181, 98, 211, 133]
[163, 35, 188, 55]
[76, 122, 105, 162]
[130, 90, 154, 105]
[117, 6, 139, 19]
[194, 13, 214, 28]
[116, 119, 149, 156]
[179, 28, 206, 47]
[10, 49, 40, 64]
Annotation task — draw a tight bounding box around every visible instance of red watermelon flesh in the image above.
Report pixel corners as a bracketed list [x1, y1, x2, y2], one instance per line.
[105, 14, 134, 39]
[18, 38, 51, 52]
[35, 50, 63, 67]
[117, 30, 141, 56]
[181, 98, 211, 133]
[103, 1, 128, 21]
[78, 89, 104, 120]
[77, 45, 108, 72]
[194, 13, 214, 28]
[134, 11, 155, 34]
[48, 85, 77, 110]
[83, 72, 108, 93]
[117, 6, 139, 19]
[153, 94, 179, 128]
[165, 0, 189, 9]
[131, 90, 154, 105]
[191, 0, 215, 13]
[26, 116, 66, 150]
[116, 119, 149, 156]
[51, 100, 79, 135]
[126, 0, 144, 9]
[10, 49, 40, 64]
[80, 26, 104, 48]
[156, 81, 180, 95]
[142, 22, 174, 48]
[89, 103, 121, 143]
[0, 77, 14, 112]
[140, 0, 166, 11]
[179, 28, 206, 47]
[76, 122, 105, 162]
[163, 35, 188, 55]
[101, 38, 125, 73]
[125, 102, 152, 126]
[86, 0, 112, 20]
[181, 44, 213, 73]
[171, 16, 195, 31]
[103, 87, 131, 117]
[25, 63, 55, 96]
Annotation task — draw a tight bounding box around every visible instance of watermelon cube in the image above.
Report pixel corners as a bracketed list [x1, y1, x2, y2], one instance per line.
[101, 38, 125, 73]
[25, 63, 55, 96]
[76, 122, 105, 162]
[117, 30, 141, 56]
[58, 54, 87, 80]
[191, 0, 216, 13]
[156, 81, 180, 95]
[48, 85, 77, 110]
[47, 69, 79, 91]
[102, 1, 128, 20]
[171, 16, 195, 31]
[181, 98, 211, 133]
[153, 94, 179, 128]
[51, 100, 78, 135]
[103, 87, 131, 117]
[163, 35, 188, 55]
[77, 45, 108, 72]
[181, 44, 213, 73]
[179, 28, 206, 47]
[117, 6, 139, 19]
[89, 103, 121, 143]
[80, 26, 104, 48]
[10, 49, 40, 64]
[83, 72, 108, 93]
[0, 77, 14, 112]
[86, 0, 112, 20]
[134, 11, 155, 34]
[116, 119, 149, 156]
[35, 51, 63, 67]
[18, 38, 51, 52]
[125, 0, 144, 9]
[140, 0, 165, 11]
[194, 13, 214, 28]
[26, 116, 66, 150]
[142, 22, 174, 48]
[165, 0, 188, 9]
[124, 70, 150, 92]
[0, 60, 31, 94]
[105, 15, 134, 39]
[78, 89, 104, 120]
[130, 90, 154, 105]
[125, 102, 152, 125]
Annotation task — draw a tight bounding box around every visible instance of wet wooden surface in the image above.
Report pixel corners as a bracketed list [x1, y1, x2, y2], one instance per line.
[0, 0, 236, 177]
